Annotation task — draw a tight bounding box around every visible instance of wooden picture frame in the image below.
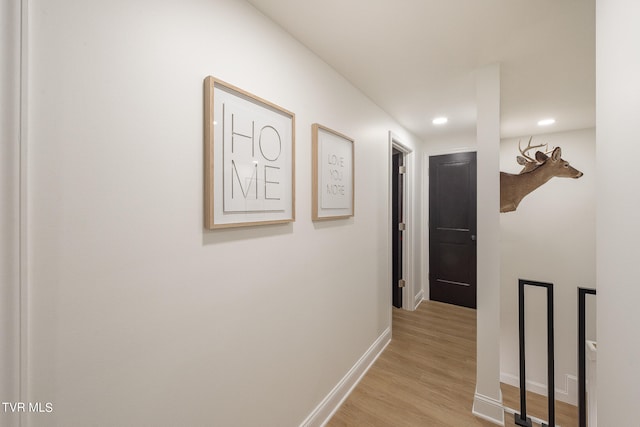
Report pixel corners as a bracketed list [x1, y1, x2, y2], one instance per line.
[204, 76, 295, 229]
[312, 123, 354, 220]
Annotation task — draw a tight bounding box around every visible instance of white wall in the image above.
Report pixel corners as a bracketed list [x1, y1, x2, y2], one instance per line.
[473, 64, 504, 425]
[0, 1, 22, 426]
[499, 128, 596, 405]
[21, 1, 423, 426]
[424, 131, 478, 156]
[0, 2, 22, 427]
[596, 0, 640, 424]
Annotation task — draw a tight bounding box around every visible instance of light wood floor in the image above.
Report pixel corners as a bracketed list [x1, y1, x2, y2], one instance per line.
[327, 300, 578, 427]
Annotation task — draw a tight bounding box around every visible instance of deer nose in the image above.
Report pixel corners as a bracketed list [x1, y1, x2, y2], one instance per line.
[575, 172, 584, 178]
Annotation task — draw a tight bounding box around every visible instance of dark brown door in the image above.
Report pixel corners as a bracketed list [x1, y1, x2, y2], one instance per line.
[392, 149, 403, 308]
[429, 152, 477, 309]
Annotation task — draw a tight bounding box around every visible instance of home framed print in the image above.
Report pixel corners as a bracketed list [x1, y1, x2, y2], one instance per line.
[312, 123, 354, 220]
[204, 77, 295, 229]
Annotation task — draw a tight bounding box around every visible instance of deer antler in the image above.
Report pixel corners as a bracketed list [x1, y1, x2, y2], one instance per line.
[518, 136, 548, 163]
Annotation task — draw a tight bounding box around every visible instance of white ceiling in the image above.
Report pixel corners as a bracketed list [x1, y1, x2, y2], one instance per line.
[246, 0, 595, 141]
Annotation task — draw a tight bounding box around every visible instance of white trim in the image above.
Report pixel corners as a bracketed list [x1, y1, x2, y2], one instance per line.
[422, 148, 479, 303]
[500, 372, 578, 406]
[299, 327, 391, 427]
[472, 388, 505, 426]
[389, 132, 415, 311]
[413, 290, 424, 310]
[421, 153, 429, 301]
[427, 146, 477, 157]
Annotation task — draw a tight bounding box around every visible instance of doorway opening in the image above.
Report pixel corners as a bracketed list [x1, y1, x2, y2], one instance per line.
[392, 148, 404, 308]
[390, 134, 416, 310]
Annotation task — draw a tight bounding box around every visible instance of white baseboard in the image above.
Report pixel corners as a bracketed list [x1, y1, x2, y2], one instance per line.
[413, 290, 424, 310]
[299, 327, 392, 427]
[500, 372, 578, 406]
[472, 388, 505, 426]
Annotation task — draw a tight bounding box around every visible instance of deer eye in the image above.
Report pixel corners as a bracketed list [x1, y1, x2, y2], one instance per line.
[564, 163, 570, 168]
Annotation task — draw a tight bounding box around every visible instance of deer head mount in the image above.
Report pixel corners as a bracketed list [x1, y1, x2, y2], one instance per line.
[500, 138, 583, 213]
[515, 137, 554, 173]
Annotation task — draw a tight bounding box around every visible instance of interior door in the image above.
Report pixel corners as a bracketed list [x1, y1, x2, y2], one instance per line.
[392, 149, 404, 308]
[429, 152, 477, 309]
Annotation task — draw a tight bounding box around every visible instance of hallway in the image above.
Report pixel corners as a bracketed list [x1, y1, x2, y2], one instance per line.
[328, 301, 578, 427]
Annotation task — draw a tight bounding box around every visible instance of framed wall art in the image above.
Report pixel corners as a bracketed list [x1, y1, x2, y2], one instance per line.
[312, 123, 354, 220]
[204, 76, 295, 229]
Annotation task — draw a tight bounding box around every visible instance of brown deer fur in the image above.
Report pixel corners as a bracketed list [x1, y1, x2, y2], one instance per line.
[500, 147, 583, 213]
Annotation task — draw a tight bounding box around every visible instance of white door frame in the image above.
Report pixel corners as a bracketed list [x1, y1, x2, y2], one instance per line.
[422, 146, 477, 303]
[389, 132, 418, 310]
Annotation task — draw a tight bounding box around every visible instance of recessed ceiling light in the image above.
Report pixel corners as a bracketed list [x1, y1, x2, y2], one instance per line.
[537, 118, 556, 126]
[432, 117, 448, 125]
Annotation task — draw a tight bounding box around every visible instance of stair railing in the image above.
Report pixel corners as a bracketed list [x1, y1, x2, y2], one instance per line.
[515, 279, 555, 427]
[578, 287, 596, 427]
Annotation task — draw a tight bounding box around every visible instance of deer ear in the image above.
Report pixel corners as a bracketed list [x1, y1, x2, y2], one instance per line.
[551, 147, 562, 161]
[535, 151, 548, 162]
[517, 156, 527, 165]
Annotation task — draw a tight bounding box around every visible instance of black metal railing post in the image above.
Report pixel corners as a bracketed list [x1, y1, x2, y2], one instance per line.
[547, 281, 555, 427]
[515, 279, 555, 427]
[578, 287, 596, 427]
[516, 279, 531, 427]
